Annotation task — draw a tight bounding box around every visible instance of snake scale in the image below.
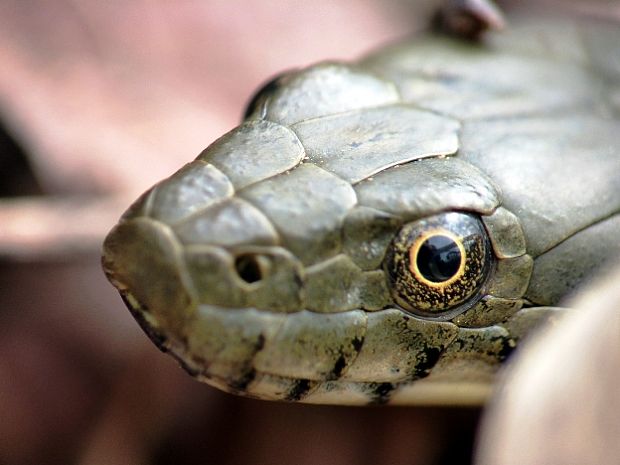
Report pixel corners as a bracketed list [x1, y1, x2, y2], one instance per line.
[102, 7, 620, 406]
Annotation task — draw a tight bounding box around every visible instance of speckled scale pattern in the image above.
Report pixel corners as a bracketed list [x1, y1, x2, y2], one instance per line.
[102, 15, 620, 405]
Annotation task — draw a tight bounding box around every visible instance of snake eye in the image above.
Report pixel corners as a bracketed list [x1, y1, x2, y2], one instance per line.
[384, 212, 492, 318]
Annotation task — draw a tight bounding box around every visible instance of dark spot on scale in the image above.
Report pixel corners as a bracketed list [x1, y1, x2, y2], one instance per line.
[413, 346, 442, 379]
[286, 379, 313, 401]
[255, 333, 266, 352]
[496, 337, 516, 361]
[371, 382, 395, 405]
[328, 354, 347, 380]
[226, 334, 267, 392]
[229, 369, 257, 391]
[352, 336, 364, 353]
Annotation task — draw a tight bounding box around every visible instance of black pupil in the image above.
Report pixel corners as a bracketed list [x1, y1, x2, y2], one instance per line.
[416, 235, 462, 283]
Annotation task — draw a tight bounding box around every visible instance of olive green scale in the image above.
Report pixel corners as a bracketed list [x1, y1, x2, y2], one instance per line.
[102, 14, 620, 405]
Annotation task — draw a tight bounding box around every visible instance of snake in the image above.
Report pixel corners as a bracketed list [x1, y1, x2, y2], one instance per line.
[102, 5, 620, 406]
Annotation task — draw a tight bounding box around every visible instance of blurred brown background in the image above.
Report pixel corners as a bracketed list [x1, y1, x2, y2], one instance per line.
[0, 1, 614, 464]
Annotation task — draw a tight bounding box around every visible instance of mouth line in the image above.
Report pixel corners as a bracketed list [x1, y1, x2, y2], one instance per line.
[117, 277, 568, 403]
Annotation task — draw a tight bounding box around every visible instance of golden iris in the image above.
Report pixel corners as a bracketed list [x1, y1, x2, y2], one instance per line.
[409, 229, 466, 288]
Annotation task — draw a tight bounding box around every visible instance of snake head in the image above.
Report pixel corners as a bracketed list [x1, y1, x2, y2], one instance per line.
[104, 49, 618, 404]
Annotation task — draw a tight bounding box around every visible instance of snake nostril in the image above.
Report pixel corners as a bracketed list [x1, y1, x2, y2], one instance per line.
[234, 254, 265, 284]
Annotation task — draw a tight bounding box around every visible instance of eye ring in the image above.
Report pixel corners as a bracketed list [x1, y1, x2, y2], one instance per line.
[409, 229, 466, 289]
